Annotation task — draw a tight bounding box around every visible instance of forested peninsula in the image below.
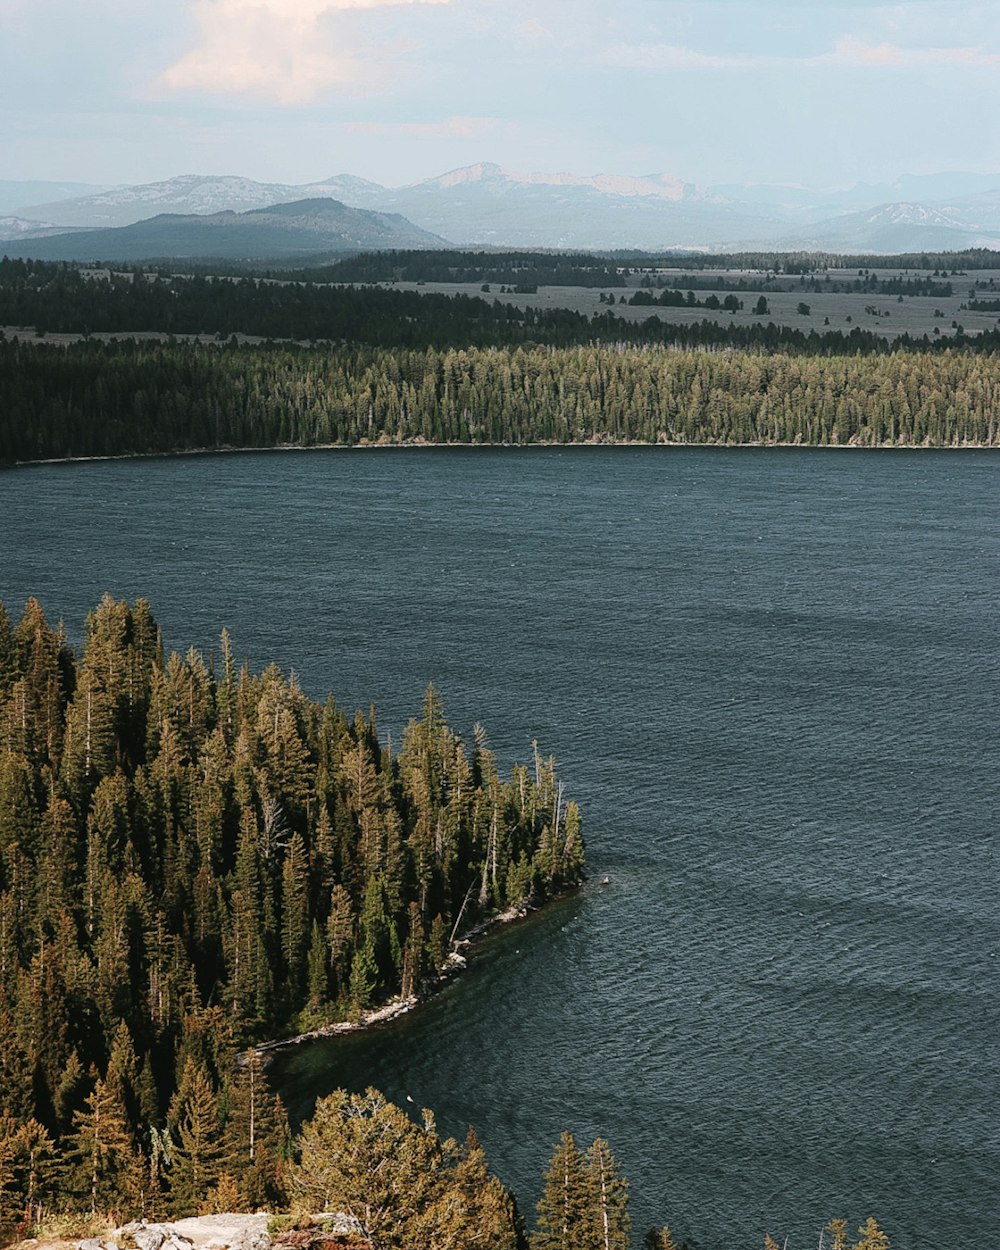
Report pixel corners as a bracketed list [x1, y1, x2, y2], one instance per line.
[0, 594, 584, 1230]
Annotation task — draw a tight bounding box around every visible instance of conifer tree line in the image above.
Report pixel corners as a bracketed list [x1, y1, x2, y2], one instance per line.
[618, 246, 999, 273]
[3, 337, 1000, 464]
[636, 272, 953, 297]
[0, 594, 584, 1228]
[2, 258, 998, 357]
[303, 249, 628, 287]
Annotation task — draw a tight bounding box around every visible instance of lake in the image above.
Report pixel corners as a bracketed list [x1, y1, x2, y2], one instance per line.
[2, 446, 997, 1249]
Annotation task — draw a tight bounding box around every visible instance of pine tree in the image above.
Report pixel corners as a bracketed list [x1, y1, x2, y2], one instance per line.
[435, 1125, 521, 1250]
[11, 598, 68, 771]
[0, 603, 15, 701]
[357, 872, 401, 999]
[0, 1111, 53, 1234]
[192, 727, 232, 876]
[302, 920, 331, 1025]
[853, 1217, 890, 1250]
[61, 667, 116, 806]
[259, 695, 313, 826]
[0, 753, 40, 901]
[33, 796, 80, 940]
[0, 1009, 34, 1124]
[291, 1088, 446, 1248]
[280, 831, 309, 1002]
[51, 1049, 85, 1137]
[400, 901, 425, 1000]
[585, 1138, 629, 1250]
[326, 882, 354, 1001]
[215, 628, 237, 745]
[826, 1218, 848, 1250]
[222, 1050, 289, 1210]
[168, 1057, 225, 1216]
[62, 1074, 145, 1219]
[0, 1113, 24, 1237]
[9, 1116, 53, 1229]
[532, 1131, 592, 1250]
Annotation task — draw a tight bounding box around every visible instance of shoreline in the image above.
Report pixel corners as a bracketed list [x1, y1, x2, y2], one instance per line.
[251, 900, 535, 1061]
[10, 435, 1000, 471]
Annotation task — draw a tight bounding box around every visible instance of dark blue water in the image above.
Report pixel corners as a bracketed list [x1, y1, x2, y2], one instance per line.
[2, 447, 997, 1249]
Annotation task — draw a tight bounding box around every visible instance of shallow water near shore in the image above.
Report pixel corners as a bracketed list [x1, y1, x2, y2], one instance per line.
[2, 446, 998, 1249]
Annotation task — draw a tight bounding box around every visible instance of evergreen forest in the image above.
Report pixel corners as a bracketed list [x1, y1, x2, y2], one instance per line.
[0, 594, 584, 1230]
[296, 249, 628, 288]
[3, 337, 1000, 464]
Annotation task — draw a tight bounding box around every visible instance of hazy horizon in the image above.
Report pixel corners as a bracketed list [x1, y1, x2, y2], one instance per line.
[7, 162, 1000, 201]
[4, 1, 999, 193]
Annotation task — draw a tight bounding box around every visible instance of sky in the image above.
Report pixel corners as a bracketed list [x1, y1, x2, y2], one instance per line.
[3, 0, 999, 191]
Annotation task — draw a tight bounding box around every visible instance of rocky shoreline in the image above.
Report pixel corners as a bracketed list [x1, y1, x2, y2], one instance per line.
[16, 1214, 366, 1250]
[252, 902, 529, 1059]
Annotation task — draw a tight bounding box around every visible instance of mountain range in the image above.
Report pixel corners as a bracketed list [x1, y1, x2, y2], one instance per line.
[3, 165, 1000, 256]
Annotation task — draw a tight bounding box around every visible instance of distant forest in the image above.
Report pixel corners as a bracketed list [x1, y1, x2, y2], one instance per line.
[609, 246, 1000, 273]
[297, 249, 628, 287]
[281, 247, 976, 290]
[2, 337, 999, 462]
[0, 594, 583, 1222]
[636, 272, 954, 297]
[3, 258, 1000, 356]
[208, 245, 1000, 279]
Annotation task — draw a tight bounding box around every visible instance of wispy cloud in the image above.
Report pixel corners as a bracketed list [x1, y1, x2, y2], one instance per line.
[603, 35, 1000, 73]
[825, 37, 1000, 67]
[156, 0, 452, 104]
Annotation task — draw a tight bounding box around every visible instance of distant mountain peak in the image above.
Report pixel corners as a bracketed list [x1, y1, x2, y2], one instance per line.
[422, 162, 507, 189]
[247, 196, 348, 216]
[412, 162, 696, 202]
[313, 174, 387, 194]
[861, 201, 964, 227]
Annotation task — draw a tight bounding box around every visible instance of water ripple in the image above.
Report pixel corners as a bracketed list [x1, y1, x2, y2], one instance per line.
[2, 447, 998, 1250]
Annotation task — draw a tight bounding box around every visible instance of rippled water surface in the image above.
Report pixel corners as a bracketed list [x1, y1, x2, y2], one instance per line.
[3, 447, 998, 1249]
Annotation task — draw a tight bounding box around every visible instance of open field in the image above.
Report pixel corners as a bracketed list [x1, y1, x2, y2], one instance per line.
[4, 261, 1000, 346]
[0, 326, 278, 345]
[377, 266, 1000, 341]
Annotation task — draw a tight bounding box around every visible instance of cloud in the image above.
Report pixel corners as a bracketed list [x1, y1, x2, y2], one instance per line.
[825, 37, 1000, 67]
[602, 35, 1000, 73]
[156, 0, 451, 104]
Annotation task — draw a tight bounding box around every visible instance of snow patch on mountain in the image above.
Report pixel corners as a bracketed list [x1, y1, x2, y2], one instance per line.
[408, 162, 698, 201]
[0, 215, 56, 237]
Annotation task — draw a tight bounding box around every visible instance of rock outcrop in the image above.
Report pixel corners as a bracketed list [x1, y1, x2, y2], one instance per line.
[62, 1214, 366, 1250]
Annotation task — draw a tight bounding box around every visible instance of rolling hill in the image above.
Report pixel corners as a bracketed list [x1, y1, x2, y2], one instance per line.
[0, 197, 446, 262]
